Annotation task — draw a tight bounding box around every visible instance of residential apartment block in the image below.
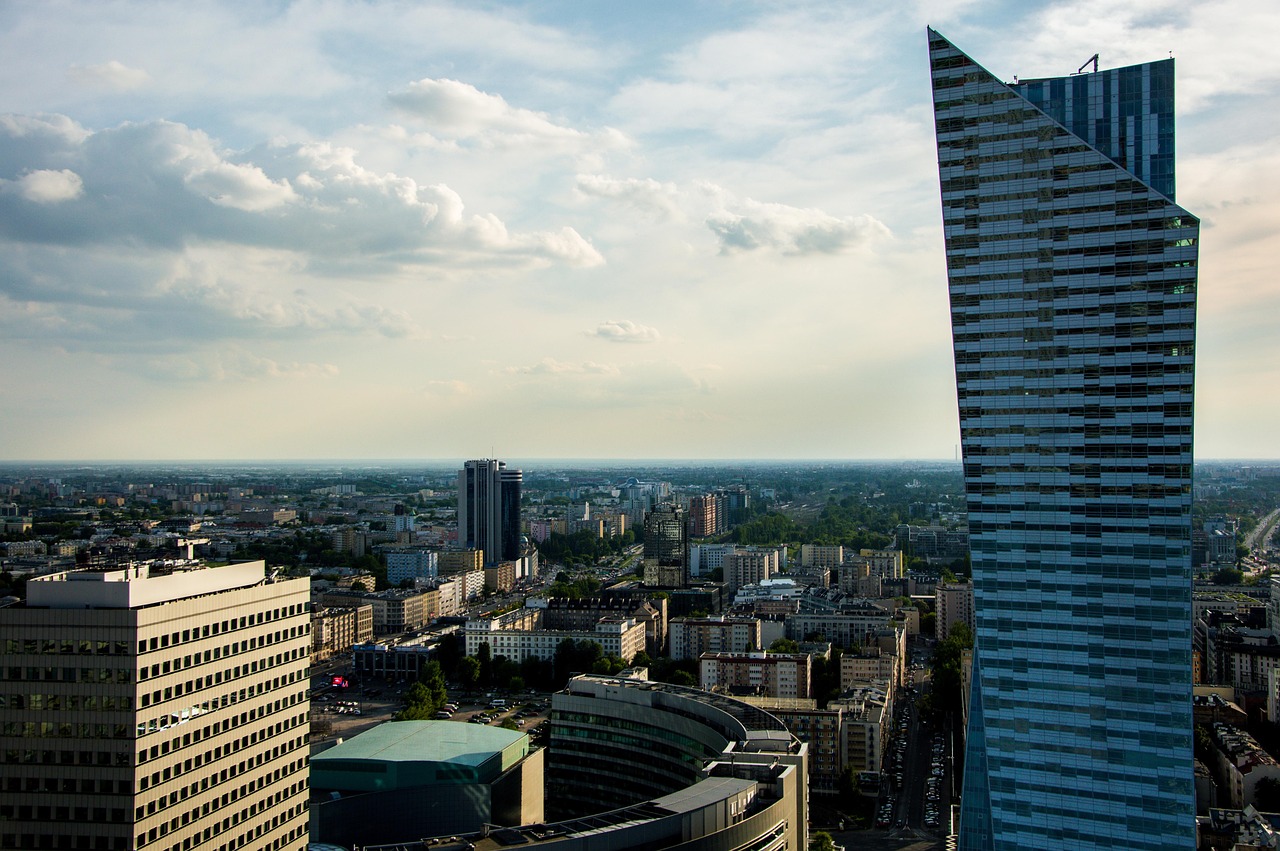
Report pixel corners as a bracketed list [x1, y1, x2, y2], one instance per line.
[464, 608, 645, 666]
[935, 581, 975, 642]
[699, 651, 811, 700]
[311, 603, 374, 664]
[723, 549, 778, 595]
[384, 549, 438, 586]
[669, 616, 762, 661]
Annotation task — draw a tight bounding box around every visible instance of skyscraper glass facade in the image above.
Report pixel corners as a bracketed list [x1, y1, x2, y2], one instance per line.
[928, 29, 1197, 850]
[458, 459, 522, 565]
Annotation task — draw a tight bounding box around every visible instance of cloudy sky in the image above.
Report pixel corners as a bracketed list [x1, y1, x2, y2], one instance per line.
[1, 0, 1276, 461]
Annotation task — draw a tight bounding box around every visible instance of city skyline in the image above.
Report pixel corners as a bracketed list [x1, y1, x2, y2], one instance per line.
[1, 2, 1276, 462]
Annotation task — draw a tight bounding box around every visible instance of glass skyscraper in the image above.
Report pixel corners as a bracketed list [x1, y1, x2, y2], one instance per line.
[458, 458, 523, 564]
[929, 29, 1198, 850]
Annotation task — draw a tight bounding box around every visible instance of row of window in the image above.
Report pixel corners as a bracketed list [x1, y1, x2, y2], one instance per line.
[1, 747, 129, 767]
[139, 627, 305, 682]
[966, 482, 1189, 498]
[137, 672, 304, 747]
[3, 640, 130, 657]
[0, 666, 131, 684]
[138, 603, 308, 657]
[0, 693, 131, 711]
[138, 741, 306, 826]
[136, 780, 308, 851]
[2, 721, 130, 741]
[135, 688, 305, 797]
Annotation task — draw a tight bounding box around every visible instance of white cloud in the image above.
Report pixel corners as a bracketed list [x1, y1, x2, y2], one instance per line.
[389, 78, 627, 154]
[423, 379, 470, 397]
[705, 194, 890, 256]
[995, 0, 1280, 113]
[68, 60, 150, 91]
[576, 174, 682, 220]
[140, 349, 339, 383]
[505, 358, 620, 376]
[0, 115, 603, 270]
[575, 173, 890, 257]
[13, 169, 83, 203]
[592, 320, 661, 344]
[183, 160, 297, 212]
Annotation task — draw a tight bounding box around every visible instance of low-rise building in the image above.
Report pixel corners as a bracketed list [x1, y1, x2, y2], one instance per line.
[484, 560, 517, 594]
[465, 608, 646, 665]
[318, 588, 432, 634]
[536, 595, 666, 657]
[312, 603, 374, 663]
[386, 548, 439, 586]
[354, 634, 439, 680]
[669, 616, 762, 661]
[786, 606, 894, 650]
[439, 549, 484, 575]
[832, 684, 890, 779]
[1210, 723, 1280, 810]
[310, 720, 543, 848]
[699, 650, 811, 699]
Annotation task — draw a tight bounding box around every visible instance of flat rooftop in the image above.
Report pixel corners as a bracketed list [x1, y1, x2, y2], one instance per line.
[313, 720, 525, 768]
[25, 560, 268, 609]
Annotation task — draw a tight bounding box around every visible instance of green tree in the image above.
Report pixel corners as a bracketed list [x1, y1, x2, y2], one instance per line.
[591, 655, 627, 676]
[395, 669, 447, 721]
[433, 633, 463, 679]
[809, 831, 836, 851]
[1257, 777, 1280, 812]
[928, 622, 973, 721]
[668, 669, 696, 687]
[457, 656, 481, 689]
[769, 638, 800, 654]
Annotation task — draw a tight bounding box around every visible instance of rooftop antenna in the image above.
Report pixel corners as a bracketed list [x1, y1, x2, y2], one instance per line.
[1077, 53, 1099, 75]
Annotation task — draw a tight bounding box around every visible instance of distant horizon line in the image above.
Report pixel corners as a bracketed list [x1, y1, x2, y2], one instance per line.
[0, 457, 1276, 467]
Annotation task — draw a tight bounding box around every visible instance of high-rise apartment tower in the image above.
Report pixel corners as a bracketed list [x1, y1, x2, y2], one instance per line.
[0, 560, 311, 851]
[929, 29, 1198, 850]
[642, 504, 689, 588]
[457, 459, 522, 566]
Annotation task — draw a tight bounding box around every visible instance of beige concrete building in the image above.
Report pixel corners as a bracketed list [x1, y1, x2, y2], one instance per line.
[859, 548, 904, 580]
[438, 549, 484, 575]
[312, 603, 374, 663]
[800, 545, 844, 570]
[318, 589, 430, 635]
[724, 550, 777, 594]
[0, 560, 311, 851]
[668, 616, 762, 661]
[699, 651, 811, 700]
[832, 684, 890, 778]
[936, 581, 975, 641]
[740, 696, 844, 794]
[464, 609, 646, 665]
[483, 561, 516, 594]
